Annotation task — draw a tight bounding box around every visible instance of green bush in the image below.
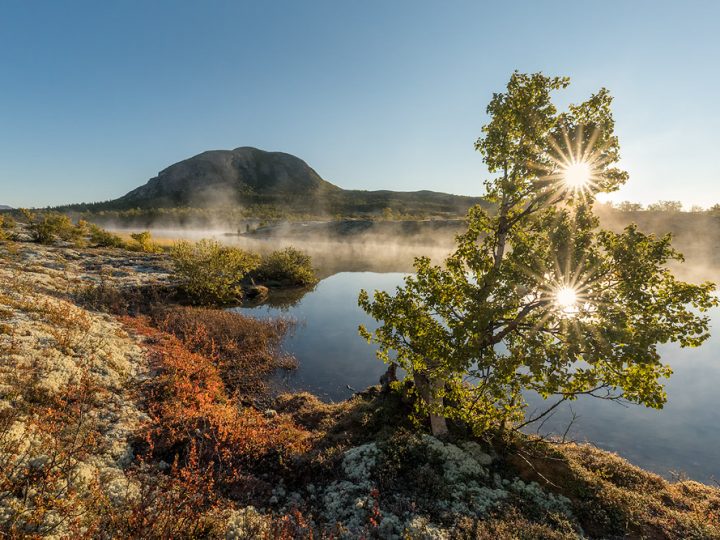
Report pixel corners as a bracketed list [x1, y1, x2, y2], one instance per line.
[128, 231, 163, 253]
[171, 239, 260, 305]
[254, 247, 317, 286]
[21, 209, 86, 245]
[0, 215, 15, 241]
[88, 224, 126, 248]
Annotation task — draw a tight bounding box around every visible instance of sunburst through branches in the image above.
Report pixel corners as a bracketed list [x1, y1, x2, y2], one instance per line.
[531, 125, 613, 199]
[555, 285, 579, 315]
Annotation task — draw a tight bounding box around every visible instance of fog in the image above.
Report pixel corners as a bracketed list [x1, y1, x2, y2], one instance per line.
[108, 220, 461, 278]
[107, 207, 720, 284]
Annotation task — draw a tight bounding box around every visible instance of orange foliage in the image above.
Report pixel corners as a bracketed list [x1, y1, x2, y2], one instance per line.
[153, 305, 296, 398]
[0, 373, 104, 537]
[121, 316, 310, 495]
[87, 442, 224, 539]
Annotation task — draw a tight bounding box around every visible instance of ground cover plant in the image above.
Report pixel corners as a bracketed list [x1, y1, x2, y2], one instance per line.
[153, 306, 296, 400]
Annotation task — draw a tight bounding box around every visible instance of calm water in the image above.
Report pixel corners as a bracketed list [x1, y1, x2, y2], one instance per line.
[234, 271, 720, 484]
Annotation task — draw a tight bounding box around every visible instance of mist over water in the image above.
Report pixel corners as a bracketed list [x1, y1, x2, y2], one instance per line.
[110, 225, 454, 277]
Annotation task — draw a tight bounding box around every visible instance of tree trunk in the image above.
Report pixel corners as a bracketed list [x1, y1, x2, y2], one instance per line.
[414, 371, 449, 438]
[380, 363, 398, 392]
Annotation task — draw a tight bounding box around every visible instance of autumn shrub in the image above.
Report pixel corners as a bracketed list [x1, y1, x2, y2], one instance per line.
[122, 316, 309, 493]
[89, 446, 227, 539]
[39, 298, 93, 354]
[0, 372, 105, 537]
[253, 247, 317, 286]
[171, 239, 260, 305]
[154, 306, 295, 398]
[88, 223, 126, 248]
[75, 277, 172, 316]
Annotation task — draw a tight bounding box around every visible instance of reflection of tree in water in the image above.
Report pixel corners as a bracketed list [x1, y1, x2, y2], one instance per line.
[244, 285, 317, 311]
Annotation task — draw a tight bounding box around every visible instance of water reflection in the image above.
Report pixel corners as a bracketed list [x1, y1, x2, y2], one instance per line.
[232, 273, 405, 400]
[242, 285, 317, 310]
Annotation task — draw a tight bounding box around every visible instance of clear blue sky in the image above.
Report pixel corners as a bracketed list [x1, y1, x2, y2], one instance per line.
[1, 0, 718, 208]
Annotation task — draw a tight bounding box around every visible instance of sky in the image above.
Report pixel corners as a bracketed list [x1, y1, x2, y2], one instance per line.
[0, 0, 718, 208]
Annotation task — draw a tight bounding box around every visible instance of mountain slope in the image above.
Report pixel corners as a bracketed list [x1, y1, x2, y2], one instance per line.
[68, 147, 487, 217]
[119, 147, 342, 208]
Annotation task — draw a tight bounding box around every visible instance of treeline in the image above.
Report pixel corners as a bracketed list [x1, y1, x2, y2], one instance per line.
[40, 205, 447, 229]
[607, 200, 720, 213]
[46, 188, 488, 225]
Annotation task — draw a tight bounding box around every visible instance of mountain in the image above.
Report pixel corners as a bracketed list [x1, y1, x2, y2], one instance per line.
[0, 205, 12, 210]
[118, 147, 342, 208]
[68, 147, 487, 217]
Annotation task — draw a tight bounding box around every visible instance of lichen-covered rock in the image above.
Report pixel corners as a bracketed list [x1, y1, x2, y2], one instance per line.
[225, 506, 272, 539]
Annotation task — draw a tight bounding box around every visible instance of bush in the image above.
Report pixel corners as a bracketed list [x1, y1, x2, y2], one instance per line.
[171, 239, 260, 305]
[88, 223, 126, 248]
[122, 317, 310, 492]
[20, 209, 85, 245]
[0, 215, 15, 241]
[128, 230, 163, 253]
[254, 247, 317, 286]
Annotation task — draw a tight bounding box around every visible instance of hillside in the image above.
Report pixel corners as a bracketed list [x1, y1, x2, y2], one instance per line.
[62, 147, 487, 218]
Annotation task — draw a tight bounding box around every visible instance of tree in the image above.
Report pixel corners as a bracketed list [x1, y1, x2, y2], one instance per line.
[647, 200, 683, 212]
[359, 72, 717, 437]
[617, 201, 644, 212]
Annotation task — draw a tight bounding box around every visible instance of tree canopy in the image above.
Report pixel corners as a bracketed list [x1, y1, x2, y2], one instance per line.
[359, 72, 717, 437]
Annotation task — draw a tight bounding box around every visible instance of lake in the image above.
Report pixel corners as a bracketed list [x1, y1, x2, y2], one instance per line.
[234, 270, 720, 484]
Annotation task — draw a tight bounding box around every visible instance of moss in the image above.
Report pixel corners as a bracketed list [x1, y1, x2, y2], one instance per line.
[504, 439, 720, 539]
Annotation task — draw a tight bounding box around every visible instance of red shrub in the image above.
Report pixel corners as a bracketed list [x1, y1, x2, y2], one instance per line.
[121, 316, 310, 496]
[153, 306, 296, 399]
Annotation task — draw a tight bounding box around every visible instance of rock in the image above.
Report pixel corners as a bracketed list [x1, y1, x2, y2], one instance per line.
[246, 285, 269, 300]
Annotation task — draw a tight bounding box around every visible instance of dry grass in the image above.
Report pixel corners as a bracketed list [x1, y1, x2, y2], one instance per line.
[505, 439, 720, 539]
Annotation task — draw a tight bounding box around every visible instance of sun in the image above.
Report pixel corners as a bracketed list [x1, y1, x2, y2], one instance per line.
[555, 286, 579, 314]
[528, 125, 610, 198]
[562, 161, 592, 190]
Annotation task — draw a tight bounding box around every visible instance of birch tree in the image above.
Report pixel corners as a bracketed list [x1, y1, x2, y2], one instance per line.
[359, 72, 717, 437]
